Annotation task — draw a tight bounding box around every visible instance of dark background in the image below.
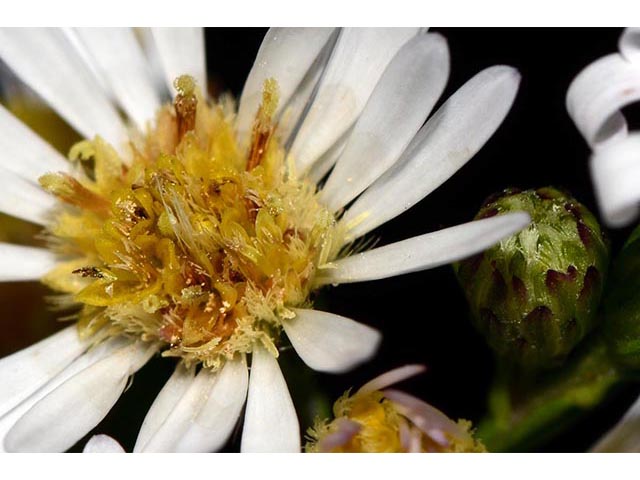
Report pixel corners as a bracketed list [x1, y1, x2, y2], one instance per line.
[3, 28, 640, 452]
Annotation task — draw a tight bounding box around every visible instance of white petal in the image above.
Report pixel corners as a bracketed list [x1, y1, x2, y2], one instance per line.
[316, 418, 361, 452]
[341, 66, 521, 241]
[590, 132, 640, 227]
[591, 394, 640, 452]
[566, 52, 640, 148]
[0, 104, 70, 183]
[358, 365, 426, 395]
[319, 34, 450, 212]
[318, 212, 531, 285]
[150, 28, 206, 96]
[236, 28, 335, 143]
[0, 336, 128, 452]
[175, 357, 248, 452]
[133, 362, 195, 452]
[241, 347, 300, 452]
[307, 130, 350, 184]
[283, 308, 381, 373]
[0, 168, 57, 225]
[619, 27, 640, 63]
[83, 434, 125, 453]
[384, 389, 470, 444]
[137, 28, 171, 96]
[4, 341, 156, 452]
[73, 28, 163, 131]
[0, 326, 86, 417]
[0, 242, 58, 282]
[138, 358, 247, 453]
[0, 28, 127, 146]
[290, 28, 420, 174]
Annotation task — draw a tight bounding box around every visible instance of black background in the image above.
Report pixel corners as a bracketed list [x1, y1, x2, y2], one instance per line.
[4, 28, 640, 452]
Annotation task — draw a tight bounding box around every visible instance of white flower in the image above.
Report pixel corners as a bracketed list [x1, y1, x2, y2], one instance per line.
[0, 27, 527, 452]
[305, 365, 485, 453]
[567, 27, 640, 228]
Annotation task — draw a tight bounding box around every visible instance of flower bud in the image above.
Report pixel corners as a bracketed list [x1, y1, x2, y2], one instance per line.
[455, 187, 609, 368]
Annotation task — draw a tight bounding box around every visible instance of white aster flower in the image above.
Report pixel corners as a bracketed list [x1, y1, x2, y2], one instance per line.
[567, 27, 640, 228]
[0, 27, 527, 453]
[305, 365, 485, 453]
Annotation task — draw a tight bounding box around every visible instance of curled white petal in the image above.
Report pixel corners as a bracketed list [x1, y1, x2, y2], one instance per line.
[341, 65, 521, 241]
[318, 212, 531, 285]
[150, 28, 206, 96]
[319, 33, 450, 212]
[0, 243, 58, 282]
[241, 347, 300, 452]
[83, 434, 125, 453]
[290, 27, 420, 174]
[619, 27, 640, 63]
[590, 133, 640, 227]
[283, 309, 381, 373]
[0, 28, 127, 146]
[566, 53, 640, 148]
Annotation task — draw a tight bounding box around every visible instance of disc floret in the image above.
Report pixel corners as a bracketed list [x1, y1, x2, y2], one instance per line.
[39, 77, 342, 369]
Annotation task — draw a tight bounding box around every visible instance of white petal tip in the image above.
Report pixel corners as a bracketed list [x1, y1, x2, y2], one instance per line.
[83, 435, 125, 453]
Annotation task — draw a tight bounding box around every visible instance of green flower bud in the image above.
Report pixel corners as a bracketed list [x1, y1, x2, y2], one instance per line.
[455, 187, 609, 369]
[603, 225, 640, 371]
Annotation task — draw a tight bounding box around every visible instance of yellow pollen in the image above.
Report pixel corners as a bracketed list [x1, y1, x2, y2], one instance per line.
[40, 76, 343, 369]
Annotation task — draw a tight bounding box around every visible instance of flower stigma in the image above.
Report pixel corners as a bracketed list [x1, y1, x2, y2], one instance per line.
[38, 75, 343, 369]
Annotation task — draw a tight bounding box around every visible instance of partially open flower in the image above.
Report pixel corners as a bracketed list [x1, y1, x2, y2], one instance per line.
[305, 365, 485, 453]
[0, 28, 527, 452]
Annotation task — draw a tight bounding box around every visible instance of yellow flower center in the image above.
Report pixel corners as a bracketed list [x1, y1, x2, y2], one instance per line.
[39, 76, 342, 369]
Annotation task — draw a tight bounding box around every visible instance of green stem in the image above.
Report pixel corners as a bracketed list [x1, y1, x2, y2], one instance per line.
[478, 333, 621, 451]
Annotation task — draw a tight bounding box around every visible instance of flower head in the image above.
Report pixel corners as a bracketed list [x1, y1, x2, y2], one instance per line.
[306, 365, 485, 453]
[0, 27, 527, 452]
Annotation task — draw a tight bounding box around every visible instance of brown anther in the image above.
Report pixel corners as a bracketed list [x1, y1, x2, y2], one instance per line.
[175, 93, 197, 141]
[173, 75, 198, 141]
[72, 266, 104, 278]
[246, 78, 279, 171]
